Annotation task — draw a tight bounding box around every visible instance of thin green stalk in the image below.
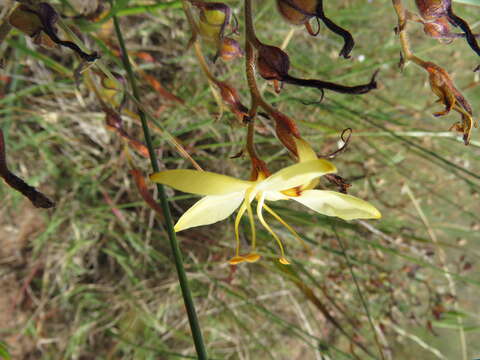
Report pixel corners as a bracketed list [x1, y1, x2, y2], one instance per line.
[111, 11, 208, 360]
[332, 225, 386, 360]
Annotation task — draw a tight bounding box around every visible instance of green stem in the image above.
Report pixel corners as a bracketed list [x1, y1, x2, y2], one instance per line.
[111, 11, 208, 360]
[332, 225, 386, 360]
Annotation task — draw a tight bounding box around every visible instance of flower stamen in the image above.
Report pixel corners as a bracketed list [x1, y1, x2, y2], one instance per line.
[245, 188, 257, 250]
[234, 202, 248, 257]
[256, 193, 289, 264]
[262, 203, 311, 254]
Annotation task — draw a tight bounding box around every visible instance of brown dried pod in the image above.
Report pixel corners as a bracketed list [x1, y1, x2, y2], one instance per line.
[9, 3, 99, 61]
[256, 44, 378, 97]
[257, 44, 290, 81]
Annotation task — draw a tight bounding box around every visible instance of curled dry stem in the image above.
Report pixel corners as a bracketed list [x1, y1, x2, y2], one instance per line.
[0, 129, 54, 208]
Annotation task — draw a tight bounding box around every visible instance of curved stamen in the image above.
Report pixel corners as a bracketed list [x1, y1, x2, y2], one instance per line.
[245, 188, 257, 250]
[262, 203, 311, 254]
[234, 202, 248, 256]
[256, 193, 289, 263]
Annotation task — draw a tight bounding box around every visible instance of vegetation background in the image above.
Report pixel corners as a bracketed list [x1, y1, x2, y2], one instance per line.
[0, 0, 479, 359]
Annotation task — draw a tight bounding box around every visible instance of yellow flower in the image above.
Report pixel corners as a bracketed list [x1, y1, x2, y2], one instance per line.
[150, 141, 380, 265]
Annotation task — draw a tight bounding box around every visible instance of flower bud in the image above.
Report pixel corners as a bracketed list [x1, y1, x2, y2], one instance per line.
[216, 37, 243, 62]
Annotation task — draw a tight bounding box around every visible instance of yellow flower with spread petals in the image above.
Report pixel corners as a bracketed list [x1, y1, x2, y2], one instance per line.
[150, 141, 381, 265]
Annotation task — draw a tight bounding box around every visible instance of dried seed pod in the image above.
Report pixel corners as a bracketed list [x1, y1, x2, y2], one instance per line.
[9, 3, 99, 61]
[255, 43, 378, 97]
[257, 44, 290, 81]
[9, 5, 44, 37]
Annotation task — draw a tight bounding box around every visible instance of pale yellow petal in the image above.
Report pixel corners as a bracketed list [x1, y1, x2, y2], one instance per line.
[292, 190, 381, 220]
[264, 191, 289, 201]
[259, 159, 336, 192]
[294, 137, 317, 162]
[150, 170, 253, 195]
[174, 192, 245, 232]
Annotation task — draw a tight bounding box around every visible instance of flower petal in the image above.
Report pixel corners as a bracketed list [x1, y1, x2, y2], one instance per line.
[295, 137, 317, 162]
[174, 192, 245, 232]
[259, 159, 336, 192]
[292, 190, 381, 220]
[150, 170, 253, 195]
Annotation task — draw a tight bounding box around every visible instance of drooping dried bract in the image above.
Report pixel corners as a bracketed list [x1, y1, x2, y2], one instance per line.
[424, 62, 477, 144]
[0, 130, 54, 208]
[217, 81, 249, 122]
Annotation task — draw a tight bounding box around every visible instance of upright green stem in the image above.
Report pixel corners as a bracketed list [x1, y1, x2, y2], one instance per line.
[111, 12, 208, 360]
[333, 226, 386, 360]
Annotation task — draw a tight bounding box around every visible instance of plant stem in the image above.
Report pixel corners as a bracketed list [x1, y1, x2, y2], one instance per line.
[333, 225, 386, 360]
[112, 11, 208, 360]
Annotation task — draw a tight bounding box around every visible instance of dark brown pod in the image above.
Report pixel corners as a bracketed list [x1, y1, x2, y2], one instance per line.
[256, 45, 290, 81]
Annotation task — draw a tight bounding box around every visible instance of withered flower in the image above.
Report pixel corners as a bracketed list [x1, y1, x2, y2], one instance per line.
[256, 44, 378, 97]
[424, 62, 476, 144]
[215, 37, 243, 62]
[9, 2, 99, 61]
[188, 1, 243, 62]
[276, 0, 355, 58]
[414, 0, 480, 57]
[190, 2, 239, 50]
[192, 1, 232, 40]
